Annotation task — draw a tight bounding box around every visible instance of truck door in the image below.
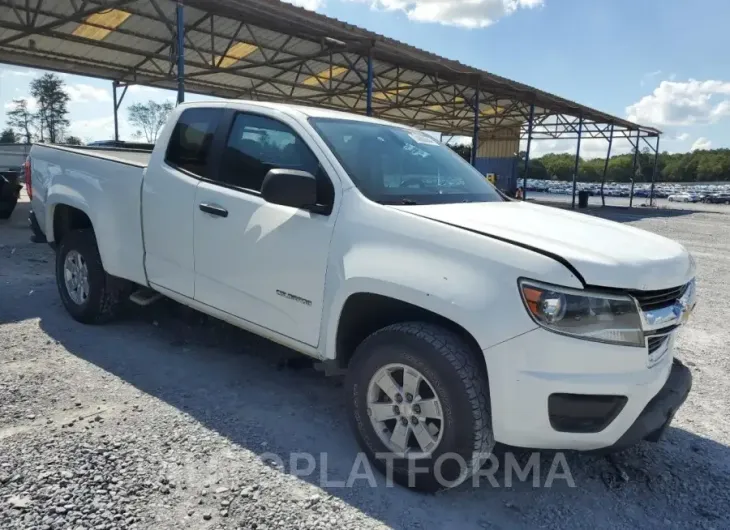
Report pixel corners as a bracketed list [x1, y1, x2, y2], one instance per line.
[193, 111, 337, 347]
[142, 107, 224, 298]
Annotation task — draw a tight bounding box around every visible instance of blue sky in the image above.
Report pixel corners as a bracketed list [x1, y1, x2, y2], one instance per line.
[1, 0, 729, 159]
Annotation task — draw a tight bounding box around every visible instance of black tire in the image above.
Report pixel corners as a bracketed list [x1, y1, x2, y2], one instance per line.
[346, 322, 494, 492]
[0, 196, 17, 219]
[55, 229, 127, 324]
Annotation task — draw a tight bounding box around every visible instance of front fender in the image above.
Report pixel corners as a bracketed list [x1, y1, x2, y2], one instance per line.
[317, 194, 585, 362]
[320, 244, 540, 361]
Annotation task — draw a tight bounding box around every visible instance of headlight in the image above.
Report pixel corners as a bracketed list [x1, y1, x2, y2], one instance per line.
[518, 279, 644, 347]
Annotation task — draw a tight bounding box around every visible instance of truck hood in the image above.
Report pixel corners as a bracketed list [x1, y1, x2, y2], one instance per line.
[394, 201, 694, 291]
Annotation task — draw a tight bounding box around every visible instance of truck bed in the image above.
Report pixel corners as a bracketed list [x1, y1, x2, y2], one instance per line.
[30, 142, 149, 287]
[47, 145, 152, 168]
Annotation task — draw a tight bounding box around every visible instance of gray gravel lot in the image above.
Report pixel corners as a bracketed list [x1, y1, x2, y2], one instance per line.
[1, 195, 729, 530]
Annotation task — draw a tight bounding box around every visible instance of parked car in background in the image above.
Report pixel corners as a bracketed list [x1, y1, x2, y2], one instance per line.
[703, 193, 730, 204]
[668, 193, 692, 203]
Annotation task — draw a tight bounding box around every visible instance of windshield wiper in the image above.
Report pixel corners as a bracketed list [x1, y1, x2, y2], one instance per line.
[376, 198, 419, 205]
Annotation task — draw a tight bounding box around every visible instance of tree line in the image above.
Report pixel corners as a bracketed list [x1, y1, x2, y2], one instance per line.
[448, 144, 730, 183]
[522, 149, 730, 183]
[2, 72, 174, 145]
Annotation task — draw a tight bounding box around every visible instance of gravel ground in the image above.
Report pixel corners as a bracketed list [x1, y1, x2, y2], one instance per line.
[1, 195, 729, 530]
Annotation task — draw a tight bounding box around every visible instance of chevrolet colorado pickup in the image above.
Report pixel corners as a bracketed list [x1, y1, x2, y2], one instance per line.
[28, 101, 696, 491]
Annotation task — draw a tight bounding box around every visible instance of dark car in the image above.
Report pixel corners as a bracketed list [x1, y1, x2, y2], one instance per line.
[0, 169, 22, 220]
[703, 193, 730, 204]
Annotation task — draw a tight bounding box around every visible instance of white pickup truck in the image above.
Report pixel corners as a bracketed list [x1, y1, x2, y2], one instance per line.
[28, 101, 695, 491]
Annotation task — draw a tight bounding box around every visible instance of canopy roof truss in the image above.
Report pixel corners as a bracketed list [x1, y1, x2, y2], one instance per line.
[0, 0, 661, 141]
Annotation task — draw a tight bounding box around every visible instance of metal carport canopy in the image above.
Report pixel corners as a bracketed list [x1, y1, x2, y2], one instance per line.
[0, 0, 661, 142]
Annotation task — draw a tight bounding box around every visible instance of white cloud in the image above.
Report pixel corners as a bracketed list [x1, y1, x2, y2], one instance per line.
[347, 0, 544, 28]
[522, 136, 634, 160]
[3, 97, 38, 112]
[675, 132, 689, 142]
[640, 70, 661, 87]
[4, 69, 35, 77]
[127, 85, 176, 101]
[65, 83, 112, 103]
[67, 116, 117, 143]
[690, 137, 712, 151]
[626, 79, 730, 126]
[283, 0, 324, 10]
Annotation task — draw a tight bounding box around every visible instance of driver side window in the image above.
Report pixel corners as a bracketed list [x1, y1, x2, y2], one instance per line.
[218, 113, 334, 205]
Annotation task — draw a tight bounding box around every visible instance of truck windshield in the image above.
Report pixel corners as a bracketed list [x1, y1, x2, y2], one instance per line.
[309, 118, 504, 205]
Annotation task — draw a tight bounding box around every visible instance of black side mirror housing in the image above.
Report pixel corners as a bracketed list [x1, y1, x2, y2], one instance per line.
[261, 169, 318, 210]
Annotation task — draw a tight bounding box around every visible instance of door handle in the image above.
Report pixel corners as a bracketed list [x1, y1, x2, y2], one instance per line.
[199, 203, 228, 218]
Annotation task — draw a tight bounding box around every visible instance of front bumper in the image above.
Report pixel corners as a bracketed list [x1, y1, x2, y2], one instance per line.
[484, 327, 691, 451]
[601, 359, 691, 452]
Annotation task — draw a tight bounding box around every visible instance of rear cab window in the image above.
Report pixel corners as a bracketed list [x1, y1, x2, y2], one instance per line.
[165, 107, 224, 178]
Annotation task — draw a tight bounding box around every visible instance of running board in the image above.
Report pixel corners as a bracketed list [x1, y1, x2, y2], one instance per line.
[129, 289, 162, 306]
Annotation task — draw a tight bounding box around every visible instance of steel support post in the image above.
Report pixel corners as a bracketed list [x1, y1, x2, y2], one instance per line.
[649, 135, 661, 206]
[629, 130, 640, 207]
[600, 123, 614, 206]
[112, 81, 119, 142]
[571, 115, 583, 209]
[522, 103, 535, 201]
[112, 81, 128, 142]
[366, 48, 374, 117]
[471, 81, 480, 167]
[176, 1, 185, 104]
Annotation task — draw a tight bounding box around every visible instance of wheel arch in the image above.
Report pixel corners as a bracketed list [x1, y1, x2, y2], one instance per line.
[334, 292, 486, 377]
[51, 203, 94, 245]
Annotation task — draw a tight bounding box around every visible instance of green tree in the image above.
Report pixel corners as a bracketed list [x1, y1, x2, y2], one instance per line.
[6, 99, 36, 143]
[447, 142, 471, 162]
[525, 147, 730, 183]
[30, 73, 70, 143]
[0, 128, 17, 143]
[64, 136, 83, 146]
[539, 153, 575, 180]
[517, 151, 549, 179]
[128, 100, 175, 142]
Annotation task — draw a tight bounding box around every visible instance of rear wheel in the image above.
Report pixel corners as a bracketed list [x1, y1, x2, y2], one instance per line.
[346, 322, 494, 492]
[55, 229, 128, 324]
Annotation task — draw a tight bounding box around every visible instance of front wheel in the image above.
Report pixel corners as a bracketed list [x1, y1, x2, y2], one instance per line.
[346, 322, 494, 492]
[56, 229, 128, 324]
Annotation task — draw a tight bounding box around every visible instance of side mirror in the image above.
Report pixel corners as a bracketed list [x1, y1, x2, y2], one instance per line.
[261, 168, 317, 210]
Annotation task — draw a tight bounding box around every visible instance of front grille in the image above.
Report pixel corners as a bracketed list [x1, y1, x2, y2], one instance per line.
[647, 335, 668, 354]
[629, 284, 688, 311]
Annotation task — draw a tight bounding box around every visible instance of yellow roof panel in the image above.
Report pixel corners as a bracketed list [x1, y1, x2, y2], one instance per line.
[72, 9, 131, 41]
[215, 42, 258, 68]
[481, 105, 505, 116]
[302, 66, 348, 87]
[372, 83, 411, 102]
